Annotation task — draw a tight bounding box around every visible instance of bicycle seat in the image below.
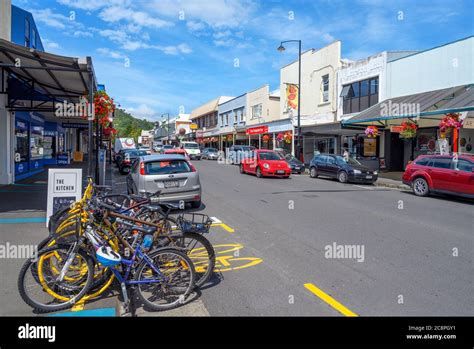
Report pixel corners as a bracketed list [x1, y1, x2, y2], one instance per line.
[132, 225, 156, 235]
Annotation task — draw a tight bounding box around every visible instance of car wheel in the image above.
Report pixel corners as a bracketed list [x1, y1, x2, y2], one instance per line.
[337, 171, 348, 183]
[190, 200, 201, 209]
[310, 167, 318, 178]
[240, 164, 245, 174]
[412, 177, 429, 197]
[256, 167, 263, 178]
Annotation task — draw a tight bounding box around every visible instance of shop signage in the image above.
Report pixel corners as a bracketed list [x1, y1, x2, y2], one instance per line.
[46, 169, 82, 227]
[390, 126, 403, 133]
[463, 117, 474, 129]
[62, 123, 88, 129]
[190, 123, 198, 130]
[73, 151, 84, 162]
[57, 154, 69, 165]
[246, 126, 268, 135]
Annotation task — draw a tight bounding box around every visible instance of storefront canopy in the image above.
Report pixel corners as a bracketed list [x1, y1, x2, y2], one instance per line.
[342, 84, 474, 128]
[0, 38, 97, 119]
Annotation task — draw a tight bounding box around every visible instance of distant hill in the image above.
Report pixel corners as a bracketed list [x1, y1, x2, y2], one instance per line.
[113, 108, 154, 141]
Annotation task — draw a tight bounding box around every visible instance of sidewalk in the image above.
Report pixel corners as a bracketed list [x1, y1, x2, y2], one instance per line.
[375, 172, 410, 190]
[0, 158, 117, 316]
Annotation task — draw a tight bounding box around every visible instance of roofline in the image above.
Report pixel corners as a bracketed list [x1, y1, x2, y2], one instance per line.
[218, 92, 247, 106]
[388, 35, 474, 63]
[279, 40, 341, 70]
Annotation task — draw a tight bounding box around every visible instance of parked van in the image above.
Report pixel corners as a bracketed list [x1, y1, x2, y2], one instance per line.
[180, 141, 201, 160]
[114, 138, 136, 163]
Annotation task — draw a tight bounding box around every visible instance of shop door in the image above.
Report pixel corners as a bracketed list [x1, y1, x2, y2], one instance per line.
[390, 133, 404, 171]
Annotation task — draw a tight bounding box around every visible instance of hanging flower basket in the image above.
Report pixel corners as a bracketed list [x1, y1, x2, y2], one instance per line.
[103, 127, 118, 138]
[92, 90, 116, 128]
[439, 112, 463, 132]
[276, 133, 284, 142]
[283, 131, 292, 144]
[262, 134, 271, 143]
[365, 126, 379, 138]
[399, 121, 418, 139]
[226, 134, 233, 141]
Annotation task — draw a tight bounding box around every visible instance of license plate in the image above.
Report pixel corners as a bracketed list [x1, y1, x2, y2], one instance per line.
[366, 175, 372, 179]
[277, 170, 285, 174]
[164, 180, 179, 188]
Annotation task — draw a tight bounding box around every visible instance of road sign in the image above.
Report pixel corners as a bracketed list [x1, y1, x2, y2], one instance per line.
[46, 169, 82, 227]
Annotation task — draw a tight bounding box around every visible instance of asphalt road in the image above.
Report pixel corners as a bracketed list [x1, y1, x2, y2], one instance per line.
[1, 159, 472, 317]
[192, 159, 473, 316]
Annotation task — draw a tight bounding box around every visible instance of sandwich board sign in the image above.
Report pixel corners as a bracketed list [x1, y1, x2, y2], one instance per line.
[46, 168, 82, 227]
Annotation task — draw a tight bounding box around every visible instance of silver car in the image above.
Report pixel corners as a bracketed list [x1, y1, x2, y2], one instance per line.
[126, 154, 202, 208]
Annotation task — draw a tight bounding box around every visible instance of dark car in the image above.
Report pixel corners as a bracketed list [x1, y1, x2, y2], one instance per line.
[229, 145, 256, 164]
[117, 149, 148, 174]
[403, 154, 474, 198]
[309, 153, 378, 184]
[115, 148, 135, 166]
[202, 147, 219, 160]
[277, 152, 305, 174]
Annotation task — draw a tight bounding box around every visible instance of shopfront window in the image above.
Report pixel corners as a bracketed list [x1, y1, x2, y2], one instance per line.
[30, 126, 44, 161]
[15, 121, 29, 163]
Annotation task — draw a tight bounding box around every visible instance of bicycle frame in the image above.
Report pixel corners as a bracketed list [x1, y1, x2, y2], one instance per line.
[109, 244, 167, 286]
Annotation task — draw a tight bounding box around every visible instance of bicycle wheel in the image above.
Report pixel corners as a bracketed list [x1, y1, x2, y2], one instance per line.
[157, 232, 215, 288]
[135, 248, 195, 311]
[18, 244, 94, 313]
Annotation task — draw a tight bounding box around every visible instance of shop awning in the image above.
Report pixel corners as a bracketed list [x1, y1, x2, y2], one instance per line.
[342, 84, 474, 128]
[0, 38, 97, 120]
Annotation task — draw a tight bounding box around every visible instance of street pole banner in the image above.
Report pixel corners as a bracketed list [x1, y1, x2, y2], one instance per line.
[46, 169, 82, 227]
[285, 84, 299, 112]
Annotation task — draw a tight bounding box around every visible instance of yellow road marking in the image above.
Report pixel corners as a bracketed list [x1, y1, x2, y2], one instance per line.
[211, 223, 235, 233]
[71, 300, 85, 311]
[304, 283, 358, 317]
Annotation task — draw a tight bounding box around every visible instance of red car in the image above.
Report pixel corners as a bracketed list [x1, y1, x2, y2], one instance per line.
[240, 150, 291, 178]
[163, 148, 190, 160]
[403, 154, 474, 198]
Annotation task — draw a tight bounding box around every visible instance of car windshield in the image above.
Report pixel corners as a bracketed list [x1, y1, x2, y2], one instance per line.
[284, 154, 297, 161]
[259, 152, 281, 160]
[125, 150, 145, 157]
[241, 146, 255, 151]
[207, 148, 218, 153]
[336, 155, 362, 166]
[183, 143, 199, 149]
[163, 145, 173, 149]
[145, 160, 191, 175]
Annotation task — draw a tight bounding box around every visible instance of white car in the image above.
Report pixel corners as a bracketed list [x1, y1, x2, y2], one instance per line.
[180, 142, 201, 160]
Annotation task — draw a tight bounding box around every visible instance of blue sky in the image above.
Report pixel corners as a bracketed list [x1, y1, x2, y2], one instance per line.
[13, 0, 474, 121]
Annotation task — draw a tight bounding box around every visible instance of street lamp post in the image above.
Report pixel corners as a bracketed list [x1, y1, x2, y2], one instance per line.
[161, 113, 170, 144]
[278, 40, 302, 161]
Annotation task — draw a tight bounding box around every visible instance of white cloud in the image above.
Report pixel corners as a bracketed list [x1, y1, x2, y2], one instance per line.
[99, 6, 173, 29]
[148, 0, 257, 28]
[73, 30, 93, 38]
[96, 47, 126, 59]
[99, 29, 129, 43]
[42, 39, 60, 50]
[213, 30, 232, 39]
[186, 20, 206, 32]
[119, 40, 192, 55]
[125, 104, 157, 119]
[56, 0, 131, 11]
[30, 9, 72, 29]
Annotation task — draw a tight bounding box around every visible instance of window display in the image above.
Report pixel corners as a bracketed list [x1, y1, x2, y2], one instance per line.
[30, 125, 44, 161]
[15, 121, 29, 163]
